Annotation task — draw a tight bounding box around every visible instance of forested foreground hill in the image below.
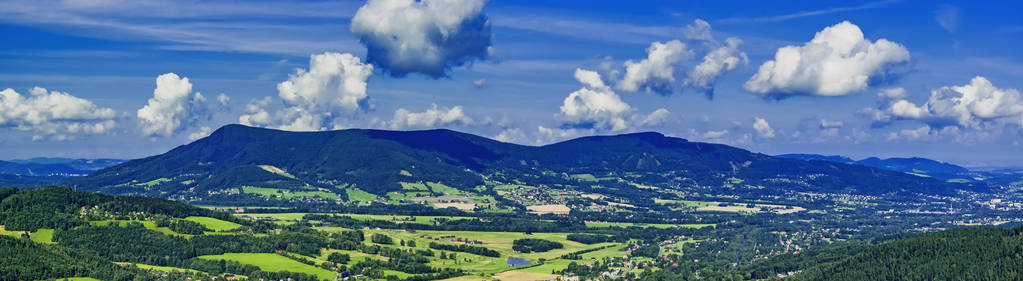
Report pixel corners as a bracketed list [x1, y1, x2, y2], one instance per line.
[732, 227, 1023, 281]
[1, 186, 1022, 281]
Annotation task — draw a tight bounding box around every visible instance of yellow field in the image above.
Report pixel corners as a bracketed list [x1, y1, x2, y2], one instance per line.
[493, 271, 558, 281]
[526, 204, 571, 215]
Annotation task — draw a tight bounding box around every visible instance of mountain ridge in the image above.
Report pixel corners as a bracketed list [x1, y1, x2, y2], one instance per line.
[65, 124, 982, 207]
[777, 153, 971, 179]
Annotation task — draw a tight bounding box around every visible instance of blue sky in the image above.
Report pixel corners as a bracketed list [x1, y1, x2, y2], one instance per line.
[1, 0, 1021, 167]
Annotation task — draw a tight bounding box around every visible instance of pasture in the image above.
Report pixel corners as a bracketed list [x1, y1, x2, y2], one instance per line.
[199, 253, 336, 280]
[583, 221, 714, 229]
[0, 225, 54, 244]
[183, 216, 242, 231]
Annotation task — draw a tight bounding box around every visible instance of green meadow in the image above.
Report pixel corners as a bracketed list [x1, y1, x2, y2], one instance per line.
[199, 253, 337, 280]
[183, 216, 242, 231]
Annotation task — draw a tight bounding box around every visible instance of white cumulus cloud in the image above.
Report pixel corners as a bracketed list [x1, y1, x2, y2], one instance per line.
[753, 117, 776, 139]
[0, 87, 116, 140]
[239, 52, 373, 131]
[559, 69, 633, 131]
[137, 73, 210, 137]
[618, 40, 691, 94]
[350, 0, 492, 78]
[187, 126, 212, 141]
[493, 127, 526, 143]
[387, 104, 473, 130]
[685, 37, 748, 90]
[638, 108, 671, 127]
[745, 21, 910, 97]
[880, 76, 1023, 129]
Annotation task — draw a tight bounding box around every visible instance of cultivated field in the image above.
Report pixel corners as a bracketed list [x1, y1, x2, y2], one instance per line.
[526, 204, 571, 215]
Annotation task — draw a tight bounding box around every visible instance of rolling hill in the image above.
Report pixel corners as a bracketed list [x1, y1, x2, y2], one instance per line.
[777, 153, 971, 179]
[64, 125, 981, 207]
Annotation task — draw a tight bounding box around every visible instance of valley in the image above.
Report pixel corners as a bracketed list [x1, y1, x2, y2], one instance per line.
[3, 126, 1023, 281]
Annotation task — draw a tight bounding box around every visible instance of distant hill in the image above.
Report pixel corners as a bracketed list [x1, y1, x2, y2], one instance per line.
[0, 158, 125, 177]
[777, 154, 970, 179]
[0, 160, 91, 176]
[64, 125, 980, 207]
[10, 157, 126, 171]
[775, 154, 855, 164]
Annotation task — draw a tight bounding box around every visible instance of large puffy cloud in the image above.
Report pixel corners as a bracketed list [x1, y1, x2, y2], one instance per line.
[745, 21, 910, 97]
[618, 40, 691, 94]
[350, 0, 492, 78]
[387, 104, 473, 130]
[137, 73, 211, 137]
[616, 19, 746, 97]
[686, 37, 748, 90]
[557, 69, 671, 132]
[873, 76, 1023, 129]
[0, 87, 116, 140]
[559, 69, 633, 131]
[239, 52, 373, 131]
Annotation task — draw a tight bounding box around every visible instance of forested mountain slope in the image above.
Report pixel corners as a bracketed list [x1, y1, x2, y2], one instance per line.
[63, 125, 981, 208]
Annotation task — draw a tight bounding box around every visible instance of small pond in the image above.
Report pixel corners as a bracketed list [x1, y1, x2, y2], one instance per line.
[506, 257, 532, 267]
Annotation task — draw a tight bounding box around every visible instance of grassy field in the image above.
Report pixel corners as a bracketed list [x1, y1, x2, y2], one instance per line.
[120, 262, 202, 274]
[241, 186, 339, 200]
[583, 221, 714, 229]
[199, 253, 336, 280]
[0, 225, 24, 237]
[427, 182, 461, 195]
[400, 182, 430, 190]
[55, 278, 103, 281]
[240, 213, 477, 225]
[183, 216, 241, 231]
[346, 188, 378, 202]
[90, 220, 189, 237]
[0, 225, 55, 244]
[387, 191, 432, 203]
[30, 228, 55, 244]
[138, 177, 171, 187]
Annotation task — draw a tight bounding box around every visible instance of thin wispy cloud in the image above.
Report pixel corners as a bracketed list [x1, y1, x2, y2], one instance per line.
[491, 13, 677, 44]
[0, 0, 363, 56]
[716, 0, 900, 24]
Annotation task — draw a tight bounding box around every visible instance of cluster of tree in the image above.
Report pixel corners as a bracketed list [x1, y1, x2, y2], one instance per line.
[566, 233, 614, 244]
[371, 233, 394, 244]
[631, 244, 660, 258]
[560, 245, 616, 260]
[0, 187, 251, 232]
[428, 242, 500, 257]
[782, 226, 1023, 281]
[166, 219, 209, 235]
[327, 252, 350, 264]
[0, 235, 159, 281]
[52, 223, 328, 267]
[512, 238, 563, 253]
